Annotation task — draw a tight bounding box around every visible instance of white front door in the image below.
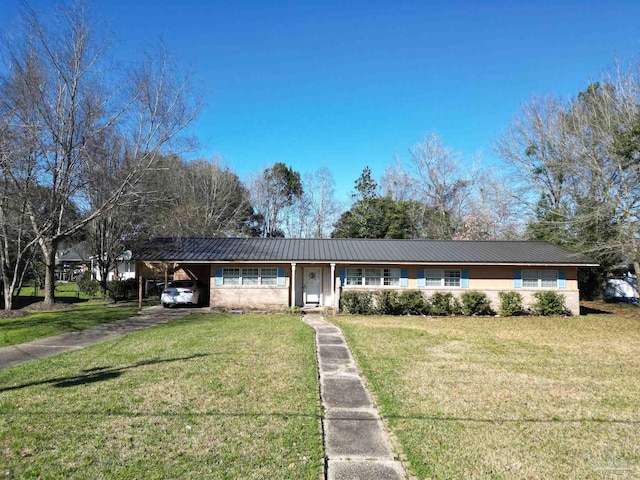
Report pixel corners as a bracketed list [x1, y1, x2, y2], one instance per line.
[304, 268, 322, 305]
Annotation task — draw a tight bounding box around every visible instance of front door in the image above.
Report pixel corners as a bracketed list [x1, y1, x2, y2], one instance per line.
[304, 268, 322, 305]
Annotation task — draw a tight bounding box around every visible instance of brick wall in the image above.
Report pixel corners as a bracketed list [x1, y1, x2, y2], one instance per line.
[210, 286, 288, 310]
[337, 287, 580, 315]
[335, 266, 582, 315]
[466, 288, 580, 316]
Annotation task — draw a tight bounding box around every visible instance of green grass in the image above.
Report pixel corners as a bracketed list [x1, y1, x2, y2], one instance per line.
[334, 314, 640, 479]
[16, 281, 90, 299]
[0, 303, 142, 347]
[0, 313, 323, 479]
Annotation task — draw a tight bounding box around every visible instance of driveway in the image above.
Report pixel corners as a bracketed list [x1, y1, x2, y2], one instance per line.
[0, 305, 204, 369]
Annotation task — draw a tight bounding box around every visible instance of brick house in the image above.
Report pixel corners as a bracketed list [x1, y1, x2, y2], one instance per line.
[134, 237, 597, 315]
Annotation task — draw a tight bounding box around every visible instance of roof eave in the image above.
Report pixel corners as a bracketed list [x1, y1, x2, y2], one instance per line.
[134, 258, 599, 267]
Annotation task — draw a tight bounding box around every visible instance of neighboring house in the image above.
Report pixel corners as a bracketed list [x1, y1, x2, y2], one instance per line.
[56, 245, 90, 281]
[56, 244, 135, 282]
[134, 237, 597, 315]
[91, 259, 136, 282]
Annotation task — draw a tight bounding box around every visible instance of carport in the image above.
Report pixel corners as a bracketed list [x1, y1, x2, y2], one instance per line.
[136, 261, 211, 308]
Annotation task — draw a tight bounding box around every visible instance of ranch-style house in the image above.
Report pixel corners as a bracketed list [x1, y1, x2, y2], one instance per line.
[134, 237, 597, 315]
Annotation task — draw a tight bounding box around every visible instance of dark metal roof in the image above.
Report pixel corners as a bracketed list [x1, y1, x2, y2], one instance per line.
[134, 238, 598, 266]
[56, 243, 90, 263]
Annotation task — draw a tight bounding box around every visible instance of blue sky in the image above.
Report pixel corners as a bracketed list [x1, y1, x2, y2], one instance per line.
[3, 1, 640, 201]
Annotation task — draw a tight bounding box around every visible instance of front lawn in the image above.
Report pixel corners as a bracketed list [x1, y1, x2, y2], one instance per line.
[334, 314, 640, 479]
[0, 303, 142, 347]
[0, 313, 323, 479]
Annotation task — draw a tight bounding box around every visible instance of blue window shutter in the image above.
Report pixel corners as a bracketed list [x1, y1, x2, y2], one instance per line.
[461, 269, 469, 288]
[514, 269, 522, 288]
[417, 269, 425, 287]
[214, 267, 223, 286]
[400, 269, 408, 287]
[557, 270, 566, 288]
[339, 268, 346, 287]
[277, 268, 286, 286]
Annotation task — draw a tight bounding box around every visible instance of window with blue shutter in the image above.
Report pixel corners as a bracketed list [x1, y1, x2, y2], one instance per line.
[400, 269, 408, 287]
[461, 269, 469, 288]
[557, 270, 566, 288]
[277, 268, 286, 286]
[338, 268, 346, 287]
[214, 267, 223, 286]
[514, 269, 522, 288]
[417, 269, 425, 287]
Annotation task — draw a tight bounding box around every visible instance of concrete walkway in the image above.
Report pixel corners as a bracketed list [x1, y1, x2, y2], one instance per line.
[0, 305, 198, 369]
[304, 314, 407, 480]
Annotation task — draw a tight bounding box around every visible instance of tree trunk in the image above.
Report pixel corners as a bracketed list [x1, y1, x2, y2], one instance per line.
[100, 263, 109, 298]
[40, 238, 57, 306]
[3, 283, 12, 311]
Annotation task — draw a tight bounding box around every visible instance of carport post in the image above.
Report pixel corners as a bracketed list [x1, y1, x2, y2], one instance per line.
[291, 262, 296, 307]
[330, 263, 335, 309]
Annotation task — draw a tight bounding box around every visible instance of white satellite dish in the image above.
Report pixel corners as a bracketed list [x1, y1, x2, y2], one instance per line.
[120, 250, 132, 261]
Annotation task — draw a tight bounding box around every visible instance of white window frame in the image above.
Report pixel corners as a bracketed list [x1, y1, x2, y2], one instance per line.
[346, 268, 363, 286]
[444, 269, 461, 287]
[383, 268, 401, 286]
[364, 268, 382, 286]
[242, 268, 259, 286]
[523, 269, 558, 288]
[424, 268, 461, 288]
[222, 268, 240, 286]
[223, 267, 280, 286]
[346, 267, 402, 287]
[261, 267, 278, 286]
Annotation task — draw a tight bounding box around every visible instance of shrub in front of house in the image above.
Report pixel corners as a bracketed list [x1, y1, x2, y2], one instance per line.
[340, 291, 374, 314]
[375, 290, 401, 315]
[398, 290, 428, 315]
[429, 292, 461, 316]
[498, 291, 524, 316]
[460, 290, 493, 315]
[532, 291, 569, 316]
[77, 278, 101, 298]
[107, 278, 138, 302]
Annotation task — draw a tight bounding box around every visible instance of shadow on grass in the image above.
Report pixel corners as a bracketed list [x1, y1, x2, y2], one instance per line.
[0, 316, 92, 332]
[0, 354, 208, 392]
[580, 304, 612, 315]
[9, 296, 89, 309]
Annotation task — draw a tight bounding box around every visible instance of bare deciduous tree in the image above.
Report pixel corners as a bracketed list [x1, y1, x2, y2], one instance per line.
[494, 96, 574, 222]
[0, 154, 38, 309]
[163, 157, 256, 237]
[250, 162, 303, 237]
[303, 168, 341, 238]
[282, 193, 311, 238]
[0, 1, 200, 306]
[495, 61, 640, 278]
[381, 133, 473, 238]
